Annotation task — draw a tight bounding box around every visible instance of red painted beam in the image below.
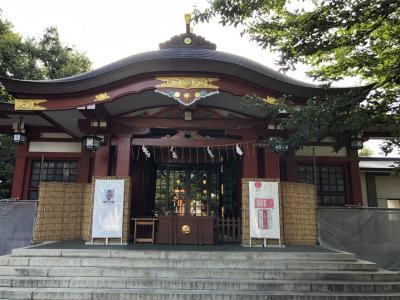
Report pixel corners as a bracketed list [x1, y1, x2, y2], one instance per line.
[8, 75, 291, 111]
[121, 118, 267, 130]
[131, 138, 256, 147]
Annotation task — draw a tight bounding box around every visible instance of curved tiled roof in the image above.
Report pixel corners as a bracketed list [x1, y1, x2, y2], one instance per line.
[0, 33, 356, 98]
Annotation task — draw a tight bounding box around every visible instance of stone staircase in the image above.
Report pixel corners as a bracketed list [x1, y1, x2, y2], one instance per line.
[0, 247, 399, 299]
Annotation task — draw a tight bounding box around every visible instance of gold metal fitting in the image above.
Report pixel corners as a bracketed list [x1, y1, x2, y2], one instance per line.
[181, 225, 191, 234]
[184, 13, 192, 24]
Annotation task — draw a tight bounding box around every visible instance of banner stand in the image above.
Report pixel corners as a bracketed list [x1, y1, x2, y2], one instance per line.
[248, 180, 284, 248]
[87, 238, 125, 246]
[88, 179, 125, 246]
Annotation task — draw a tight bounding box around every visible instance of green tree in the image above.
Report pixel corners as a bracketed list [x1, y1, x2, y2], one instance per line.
[194, 0, 400, 154]
[359, 146, 374, 157]
[0, 135, 15, 198]
[0, 13, 91, 198]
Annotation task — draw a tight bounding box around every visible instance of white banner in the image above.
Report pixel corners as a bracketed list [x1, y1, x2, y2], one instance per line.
[249, 181, 280, 239]
[92, 179, 125, 239]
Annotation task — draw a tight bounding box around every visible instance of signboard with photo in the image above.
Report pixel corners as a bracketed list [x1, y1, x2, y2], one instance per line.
[249, 181, 280, 240]
[92, 179, 125, 239]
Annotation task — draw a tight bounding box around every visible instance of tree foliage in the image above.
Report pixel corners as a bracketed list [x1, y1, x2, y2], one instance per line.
[0, 14, 91, 102]
[0, 135, 15, 199]
[359, 146, 374, 157]
[195, 0, 400, 155]
[0, 13, 91, 198]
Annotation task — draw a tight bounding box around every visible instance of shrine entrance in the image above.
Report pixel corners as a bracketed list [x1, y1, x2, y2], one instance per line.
[132, 154, 242, 244]
[154, 164, 220, 217]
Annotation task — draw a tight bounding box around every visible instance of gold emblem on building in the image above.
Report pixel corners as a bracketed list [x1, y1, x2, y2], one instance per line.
[181, 225, 191, 235]
[94, 92, 110, 102]
[184, 37, 192, 45]
[155, 77, 220, 106]
[155, 77, 219, 90]
[15, 99, 47, 111]
[263, 96, 277, 105]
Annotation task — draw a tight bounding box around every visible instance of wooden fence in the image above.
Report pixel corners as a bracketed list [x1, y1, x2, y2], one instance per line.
[216, 217, 241, 243]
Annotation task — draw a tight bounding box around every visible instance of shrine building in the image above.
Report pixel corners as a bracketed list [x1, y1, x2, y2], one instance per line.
[0, 16, 371, 245]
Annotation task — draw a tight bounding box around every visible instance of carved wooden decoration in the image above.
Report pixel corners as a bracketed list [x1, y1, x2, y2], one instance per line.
[155, 77, 219, 106]
[15, 99, 47, 110]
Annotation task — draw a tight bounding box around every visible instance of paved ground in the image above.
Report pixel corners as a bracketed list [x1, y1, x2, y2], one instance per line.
[30, 240, 335, 252]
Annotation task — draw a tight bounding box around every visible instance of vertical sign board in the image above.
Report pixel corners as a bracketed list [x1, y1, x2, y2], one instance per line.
[92, 179, 125, 240]
[249, 181, 280, 240]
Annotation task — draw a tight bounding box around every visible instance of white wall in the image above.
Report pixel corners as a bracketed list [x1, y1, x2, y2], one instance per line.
[360, 172, 368, 206]
[359, 172, 400, 207]
[29, 142, 81, 153]
[375, 176, 400, 208]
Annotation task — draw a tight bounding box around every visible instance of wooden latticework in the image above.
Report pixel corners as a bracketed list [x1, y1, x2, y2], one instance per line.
[216, 217, 241, 243]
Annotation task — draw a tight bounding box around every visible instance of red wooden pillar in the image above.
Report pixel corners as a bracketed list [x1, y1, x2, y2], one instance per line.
[242, 142, 258, 178]
[264, 150, 280, 180]
[11, 143, 29, 199]
[348, 148, 363, 205]
[93, 139, 110, 177]
[78, 149, 91, 183]
[115, 137, 131, 177]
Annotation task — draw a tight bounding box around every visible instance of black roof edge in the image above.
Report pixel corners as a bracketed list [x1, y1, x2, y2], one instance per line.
[0, 49, 362, 98]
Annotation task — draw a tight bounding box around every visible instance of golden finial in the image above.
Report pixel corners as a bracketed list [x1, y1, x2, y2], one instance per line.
[184, 13, 192, 24]
[184, 13, 192, 34]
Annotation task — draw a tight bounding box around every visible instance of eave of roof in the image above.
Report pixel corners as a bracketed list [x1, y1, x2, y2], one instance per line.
[359, 157, 399, 170]
[0, 48, 357, 98]
[0, 102, 15, 112]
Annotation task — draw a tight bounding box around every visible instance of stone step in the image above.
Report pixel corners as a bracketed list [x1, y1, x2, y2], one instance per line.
[10, 248, 357, 261]
[0, 266, 397, 281]
[1, 287, 400, 300]
[0, 256, 378, 271]
[0, 276, 399, 293]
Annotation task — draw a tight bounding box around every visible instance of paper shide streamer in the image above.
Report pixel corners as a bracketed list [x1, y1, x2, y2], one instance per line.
[235, 144, 244, 156]
[207, 146, 215, 160]
[170, 146, 178, 160]
[141, 145, 151, 158]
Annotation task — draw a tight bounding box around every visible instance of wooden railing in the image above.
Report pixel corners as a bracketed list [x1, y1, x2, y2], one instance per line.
[216, 217, 241, 243]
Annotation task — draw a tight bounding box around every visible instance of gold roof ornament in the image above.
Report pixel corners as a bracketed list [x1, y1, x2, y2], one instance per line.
[15, 99, 47, 110]
[264, 96, 278, 105]
[94, 92, 111, 102]
[184, 13, 192, 34]
[184, 13, 192, 24]
[155, 76, 220, 106]
[155, 77, 219, 90]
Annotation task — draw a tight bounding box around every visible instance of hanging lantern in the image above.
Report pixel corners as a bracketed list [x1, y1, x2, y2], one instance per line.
[350, 134, 364, 150]
[12, 117, 26, 144]
[82, 134, 102, 151]
[12, 131, 26, 144]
